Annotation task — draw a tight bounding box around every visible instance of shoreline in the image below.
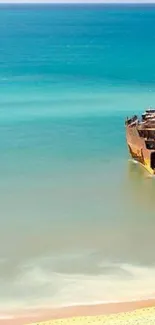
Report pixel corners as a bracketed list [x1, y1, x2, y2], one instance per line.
[1, 299, 155, 325]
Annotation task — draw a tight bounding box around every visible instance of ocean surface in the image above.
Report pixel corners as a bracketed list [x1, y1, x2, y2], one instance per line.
[1, 3, 155, 312]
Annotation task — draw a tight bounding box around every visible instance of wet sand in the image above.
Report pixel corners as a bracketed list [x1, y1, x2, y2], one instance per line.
[1, 299, 155, 325]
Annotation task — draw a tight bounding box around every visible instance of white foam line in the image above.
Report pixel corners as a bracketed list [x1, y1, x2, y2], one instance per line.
[49, 297, 155, 309]
[128, 158, 138, 164]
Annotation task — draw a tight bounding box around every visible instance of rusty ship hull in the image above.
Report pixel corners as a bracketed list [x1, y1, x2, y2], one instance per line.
[126, 109, 155, 175]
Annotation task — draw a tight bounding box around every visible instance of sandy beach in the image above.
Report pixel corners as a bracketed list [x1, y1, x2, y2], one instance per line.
[1, 299, 155, 325]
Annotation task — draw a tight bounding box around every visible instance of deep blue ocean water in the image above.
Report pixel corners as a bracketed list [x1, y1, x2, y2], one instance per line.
[1, 4, 155, 312]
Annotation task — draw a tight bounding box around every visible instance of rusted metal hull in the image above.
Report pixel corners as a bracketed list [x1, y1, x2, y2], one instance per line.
[126, 123, 155, 175]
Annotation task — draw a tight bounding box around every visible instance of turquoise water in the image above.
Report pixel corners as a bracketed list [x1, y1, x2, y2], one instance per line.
[1, 4, 155, 312]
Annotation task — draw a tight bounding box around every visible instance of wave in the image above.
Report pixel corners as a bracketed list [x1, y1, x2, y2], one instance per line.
[0, 256, 155, 312]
